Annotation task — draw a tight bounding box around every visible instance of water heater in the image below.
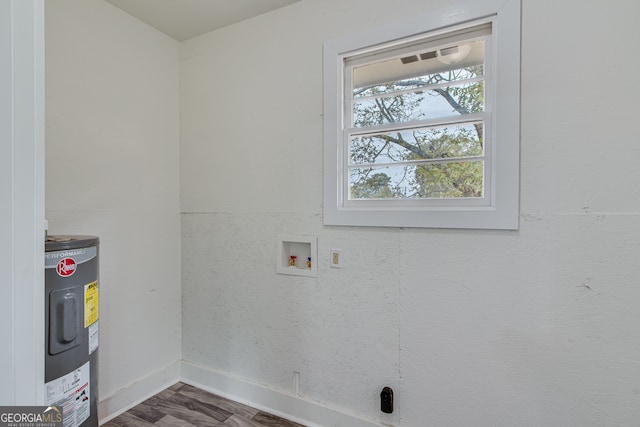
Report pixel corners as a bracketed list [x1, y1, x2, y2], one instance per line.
[45, 236, 99, 427]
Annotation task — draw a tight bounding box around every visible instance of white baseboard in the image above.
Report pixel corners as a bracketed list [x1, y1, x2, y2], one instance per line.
[180, 360, 383, 427]
[98, 359, 384, 427]
[98, 359, 181, 425]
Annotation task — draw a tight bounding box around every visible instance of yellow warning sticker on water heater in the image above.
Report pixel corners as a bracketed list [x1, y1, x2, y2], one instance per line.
[84, 281, 99, 327]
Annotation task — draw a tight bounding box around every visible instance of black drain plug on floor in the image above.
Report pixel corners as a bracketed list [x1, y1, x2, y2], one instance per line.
[380, 386, 393, 413]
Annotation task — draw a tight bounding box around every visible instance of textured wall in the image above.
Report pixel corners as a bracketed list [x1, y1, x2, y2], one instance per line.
[45, 0, 182, 404]
[180, 0, 640, 425]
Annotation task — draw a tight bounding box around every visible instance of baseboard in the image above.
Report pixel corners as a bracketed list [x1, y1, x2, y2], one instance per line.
[98, 359, 181, 425]
[180, 360, 383, 427]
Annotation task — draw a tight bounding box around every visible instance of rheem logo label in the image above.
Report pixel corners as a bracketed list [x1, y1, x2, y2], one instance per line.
[56, 258, 77, 277]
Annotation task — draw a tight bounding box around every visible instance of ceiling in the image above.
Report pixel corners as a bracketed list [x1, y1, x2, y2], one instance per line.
[105, 0, 301, 42]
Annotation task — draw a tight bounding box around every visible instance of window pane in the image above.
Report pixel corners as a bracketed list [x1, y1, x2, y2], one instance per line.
[352, 79, 484, 127]
[354, 66, 483, 98]
[349, 123, 484, 165]
[349, 161, 484, 199]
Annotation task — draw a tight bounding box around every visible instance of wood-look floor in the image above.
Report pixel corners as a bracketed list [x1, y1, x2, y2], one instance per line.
[102, 382, 305, 427]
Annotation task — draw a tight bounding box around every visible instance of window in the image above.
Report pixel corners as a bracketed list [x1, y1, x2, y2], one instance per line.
[323, 0, 520, 229]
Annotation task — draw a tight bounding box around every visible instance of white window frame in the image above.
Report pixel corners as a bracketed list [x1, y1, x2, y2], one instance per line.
[323, 0, 520, 229]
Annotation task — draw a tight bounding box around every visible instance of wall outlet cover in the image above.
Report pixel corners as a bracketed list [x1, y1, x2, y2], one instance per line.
[330, 248, 342, 268]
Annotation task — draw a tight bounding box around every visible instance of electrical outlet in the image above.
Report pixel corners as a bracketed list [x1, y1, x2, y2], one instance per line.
[330, 248, 342, 268]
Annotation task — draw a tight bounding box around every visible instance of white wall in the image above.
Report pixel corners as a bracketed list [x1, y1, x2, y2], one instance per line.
[180, 0, 640, 426]
[45, 0, 181, 417]
[0, 0, 45, 405]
